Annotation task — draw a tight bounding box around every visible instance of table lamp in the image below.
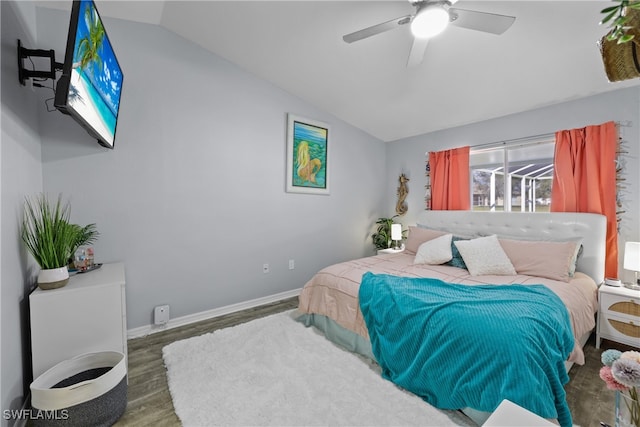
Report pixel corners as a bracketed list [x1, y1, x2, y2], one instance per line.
[624, 241, 640, 290]
[391, 224, 402, 250]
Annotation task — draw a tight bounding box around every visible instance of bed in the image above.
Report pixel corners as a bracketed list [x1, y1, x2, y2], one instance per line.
[295, 211, 606, 426]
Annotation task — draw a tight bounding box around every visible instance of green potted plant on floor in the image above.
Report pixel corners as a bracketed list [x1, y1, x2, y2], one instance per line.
[22, 194, 98, 290]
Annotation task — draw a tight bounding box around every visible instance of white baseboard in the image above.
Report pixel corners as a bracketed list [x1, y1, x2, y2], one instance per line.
[127, 288, 301, 339]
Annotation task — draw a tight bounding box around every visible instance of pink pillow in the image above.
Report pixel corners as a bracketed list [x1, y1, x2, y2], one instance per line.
[499, 238, 580, 282]
[404, 226, 447, 254]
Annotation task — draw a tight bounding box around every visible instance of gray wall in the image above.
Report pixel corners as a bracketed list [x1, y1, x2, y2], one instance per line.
[37, 8, 387, 329]
[385, 86, 640, 283]
[2, 3, 386, 420]
[2, 0, 639, 422]
[1, 1, 45, 421]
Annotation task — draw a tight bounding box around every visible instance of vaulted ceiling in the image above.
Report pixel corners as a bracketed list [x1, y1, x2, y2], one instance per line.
[38, 1, 640, 141]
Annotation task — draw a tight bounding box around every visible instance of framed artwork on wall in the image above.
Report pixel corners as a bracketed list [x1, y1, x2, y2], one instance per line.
[286, 114, 330, 195]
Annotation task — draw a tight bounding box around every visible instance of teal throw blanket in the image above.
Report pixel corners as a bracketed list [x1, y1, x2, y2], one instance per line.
[359, 272, 574, 427]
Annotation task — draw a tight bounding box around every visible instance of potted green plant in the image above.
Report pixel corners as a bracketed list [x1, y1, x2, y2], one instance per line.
[371, 216, 405, 250]
[21, 194, 97, 290]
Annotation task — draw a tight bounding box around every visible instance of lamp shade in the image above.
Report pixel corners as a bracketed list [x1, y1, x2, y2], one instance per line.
[624, 241, 640, 272]
[391, 224, 402, 241]
[411, 5, 449, 39]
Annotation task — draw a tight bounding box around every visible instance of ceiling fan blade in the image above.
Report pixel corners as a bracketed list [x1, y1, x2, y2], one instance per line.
[343, 15, 412, 43]
[448, 8, 515, 35]
[407, 37, 429, 67]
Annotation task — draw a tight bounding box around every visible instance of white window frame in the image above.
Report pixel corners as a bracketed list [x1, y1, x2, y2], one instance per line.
[470, 138, 555, 213]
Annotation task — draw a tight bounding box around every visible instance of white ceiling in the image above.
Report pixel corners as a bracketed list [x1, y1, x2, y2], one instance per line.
[39, 1, 640, 141]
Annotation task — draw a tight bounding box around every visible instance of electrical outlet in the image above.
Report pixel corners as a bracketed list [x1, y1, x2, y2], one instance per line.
[289, 259, 295, 270]
[263, 263, 270, 273]
[154, 305, 170, 325]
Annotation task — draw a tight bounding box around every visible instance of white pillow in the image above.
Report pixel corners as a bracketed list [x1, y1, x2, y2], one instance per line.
[414, 234, 453, 265]
[454, 234, 517, 276]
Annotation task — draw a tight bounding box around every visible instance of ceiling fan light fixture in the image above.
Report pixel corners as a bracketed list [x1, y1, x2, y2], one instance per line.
[411, 5, 449, 39]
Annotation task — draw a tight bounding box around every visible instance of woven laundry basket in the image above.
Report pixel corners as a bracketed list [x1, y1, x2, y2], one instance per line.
[30, 351, 127, 427]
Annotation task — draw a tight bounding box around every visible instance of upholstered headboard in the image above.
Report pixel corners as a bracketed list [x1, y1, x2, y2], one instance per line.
[415, 211, 607, 285]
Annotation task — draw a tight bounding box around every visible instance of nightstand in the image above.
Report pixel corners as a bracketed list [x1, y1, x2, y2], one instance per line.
[596, 284, 640, 349]
[377, 245, 405, 255]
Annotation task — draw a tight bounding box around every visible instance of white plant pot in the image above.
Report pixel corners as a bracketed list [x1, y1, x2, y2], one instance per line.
[38, 266, 69, 290]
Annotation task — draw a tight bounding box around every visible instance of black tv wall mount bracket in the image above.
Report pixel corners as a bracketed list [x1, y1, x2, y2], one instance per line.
[17, 39, 63, 86]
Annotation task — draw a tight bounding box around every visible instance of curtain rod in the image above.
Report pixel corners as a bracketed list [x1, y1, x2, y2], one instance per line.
[471, 120, 630, 151]
[471, 132, 555, 151]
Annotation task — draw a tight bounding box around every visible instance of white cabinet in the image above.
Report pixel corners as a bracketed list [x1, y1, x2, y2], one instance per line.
[596, 284, 640, 349]
[29, 262, 127, 379]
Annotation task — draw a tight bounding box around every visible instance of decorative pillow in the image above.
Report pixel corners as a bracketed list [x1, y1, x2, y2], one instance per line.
[414, 234, 453, 265]
[495, 234, 584, 277]
[568, 241, 584, 277]
[417, 223, 477, 239]
[454, 235, 517, 276]
[404, 226, 447, 255]
[499, 238, 580, 282]
[445, 236, 469, 269]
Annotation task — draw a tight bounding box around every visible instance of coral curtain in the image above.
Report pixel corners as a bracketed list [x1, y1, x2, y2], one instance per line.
[429, 146, 470, 210]
[551, 121, 618, 278]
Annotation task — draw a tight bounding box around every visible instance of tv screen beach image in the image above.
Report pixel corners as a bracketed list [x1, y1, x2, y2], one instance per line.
[67, 0, 123, 147]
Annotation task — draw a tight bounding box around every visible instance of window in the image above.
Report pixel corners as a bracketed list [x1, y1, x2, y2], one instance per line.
[470, 140, 555, 212]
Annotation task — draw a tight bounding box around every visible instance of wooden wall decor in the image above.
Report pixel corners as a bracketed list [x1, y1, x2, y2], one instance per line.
[396, 173, 409, 216]
[615, 127, 628, 233]
[425, 156, 431, 210]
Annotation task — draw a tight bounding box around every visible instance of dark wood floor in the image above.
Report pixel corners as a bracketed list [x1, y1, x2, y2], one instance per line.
[115, 298, 299, 426]
[566, 335, 636, 427]
[116, 297, 627, 427]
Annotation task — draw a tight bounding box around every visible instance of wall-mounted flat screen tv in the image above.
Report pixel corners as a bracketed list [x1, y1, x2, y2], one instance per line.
[54, 0, 123, 149]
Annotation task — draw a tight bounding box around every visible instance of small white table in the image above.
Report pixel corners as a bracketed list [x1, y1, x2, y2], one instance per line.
[377, 245, 405, 255]
[482, 399, 556, 427]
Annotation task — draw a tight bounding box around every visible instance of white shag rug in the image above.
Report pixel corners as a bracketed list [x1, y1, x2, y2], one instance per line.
[162, 310, 475, 427]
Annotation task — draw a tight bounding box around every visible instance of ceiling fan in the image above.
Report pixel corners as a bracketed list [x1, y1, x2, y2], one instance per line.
[343, 0, 516, 67]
